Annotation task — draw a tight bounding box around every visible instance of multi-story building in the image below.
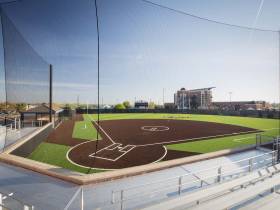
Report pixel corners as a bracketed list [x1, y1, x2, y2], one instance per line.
[174, 87, 215, 110]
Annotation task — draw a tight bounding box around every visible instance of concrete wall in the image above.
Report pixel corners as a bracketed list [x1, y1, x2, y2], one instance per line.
[11, 123, 53, 158]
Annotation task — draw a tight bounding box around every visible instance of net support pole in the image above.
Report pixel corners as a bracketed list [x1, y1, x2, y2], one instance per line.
[278, 31, 280, 127]
[0, 7, 7, 112]
[49, 64, 53, 124]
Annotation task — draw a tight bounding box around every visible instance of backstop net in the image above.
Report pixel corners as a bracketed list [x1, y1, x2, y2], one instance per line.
[0, 8, 50, 151]
[95, 0, 279, 117]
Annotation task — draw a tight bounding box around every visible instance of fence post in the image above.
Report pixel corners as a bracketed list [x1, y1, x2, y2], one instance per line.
[178, 176, 182, 195]
[249, 158, 253, 172]
[120, 190, 124, 210]
[217, 167, 222, 183]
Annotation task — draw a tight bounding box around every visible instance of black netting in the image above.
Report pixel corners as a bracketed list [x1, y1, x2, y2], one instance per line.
[0, 8, 51, 151]
[96, 0, 279, 111]
[1, 9, 50, 107]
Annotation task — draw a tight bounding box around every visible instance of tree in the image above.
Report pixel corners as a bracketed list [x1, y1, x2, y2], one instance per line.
[123, 101, 131, 109]
[15, 103, 27, 112]
[114, 103, 126, 110]
[148, 102, 156, 109]
[190, 95, 199, 110]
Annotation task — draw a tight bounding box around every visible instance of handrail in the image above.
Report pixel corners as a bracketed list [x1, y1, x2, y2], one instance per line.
[113, 151, 275, 194]
[112, 151, 276, 205]
[113, 158, 273, 203]
[64, 187, 83, 210]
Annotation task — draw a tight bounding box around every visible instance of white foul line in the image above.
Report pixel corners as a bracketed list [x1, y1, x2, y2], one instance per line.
[136, 130, 259, 147]
[92, 120, 115, 144]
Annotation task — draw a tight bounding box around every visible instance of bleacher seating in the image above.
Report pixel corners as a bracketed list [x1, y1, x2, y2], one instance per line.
[142, 164, 280, 210]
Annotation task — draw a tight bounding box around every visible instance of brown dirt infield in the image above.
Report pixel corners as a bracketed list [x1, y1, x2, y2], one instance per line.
[65, 118, 259, 169]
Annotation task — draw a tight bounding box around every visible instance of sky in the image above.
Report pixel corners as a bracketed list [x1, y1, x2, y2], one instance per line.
[0, 0, 279, 105]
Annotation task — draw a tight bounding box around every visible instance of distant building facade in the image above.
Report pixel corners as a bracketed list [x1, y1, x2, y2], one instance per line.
[213, 101, 271, 111]
[164, 103, 176, 110]
[174, 87, 215, 110]
[134, 100, 148, 109]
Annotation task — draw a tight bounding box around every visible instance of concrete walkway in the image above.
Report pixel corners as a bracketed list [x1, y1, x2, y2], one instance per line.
[0, 149, 270, 210]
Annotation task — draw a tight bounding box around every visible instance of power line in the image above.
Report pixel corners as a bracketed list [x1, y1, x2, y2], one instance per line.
[140, 0, 278, 33]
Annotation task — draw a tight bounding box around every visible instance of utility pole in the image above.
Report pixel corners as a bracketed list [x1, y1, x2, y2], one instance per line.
[229, 92, 232, 103]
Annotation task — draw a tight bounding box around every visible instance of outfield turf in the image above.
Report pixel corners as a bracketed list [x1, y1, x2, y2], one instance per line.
[72, 121, 100, 140]
[29, 142, 103, 174]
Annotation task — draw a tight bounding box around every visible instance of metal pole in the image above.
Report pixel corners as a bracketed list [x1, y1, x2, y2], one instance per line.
[49, 64, 53, 124]
[249, 158, 253, 172]
[111, 191, 115, 204]
[217, 167, 222, 183]
[178, 176, 182, 195]
[0, 8, 8, 112]
[87, 0, 100, 175]
[81, 187, 84, 210]
[278, 31, 280, 133]
[120, 190, 124, 210]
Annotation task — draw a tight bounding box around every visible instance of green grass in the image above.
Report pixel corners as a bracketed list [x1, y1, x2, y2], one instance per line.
[28, 142, 104, 174]
[72, 121, 100, 140]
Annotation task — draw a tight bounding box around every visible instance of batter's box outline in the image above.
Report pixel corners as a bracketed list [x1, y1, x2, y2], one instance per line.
[89, 143, 136, 161]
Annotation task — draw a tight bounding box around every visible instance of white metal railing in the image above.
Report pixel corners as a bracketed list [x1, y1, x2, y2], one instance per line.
[64, 187, 84, 210]
[0, 191, 34, 210]
[229, 183, 280, 210]
[111, 151, 277, 209]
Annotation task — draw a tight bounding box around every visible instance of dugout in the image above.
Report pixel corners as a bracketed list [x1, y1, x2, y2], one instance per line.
[20, 104, 63, 127]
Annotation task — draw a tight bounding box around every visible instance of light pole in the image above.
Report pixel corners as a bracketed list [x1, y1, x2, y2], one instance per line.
[229, 92, 232, 110]
[229, 92, 232, 103]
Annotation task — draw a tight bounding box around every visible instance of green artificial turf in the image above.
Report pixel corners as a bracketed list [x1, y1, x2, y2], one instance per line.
[72, 121, 100, 140]
[84, 113, 280, 153]
[28, 142, 104, 174]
